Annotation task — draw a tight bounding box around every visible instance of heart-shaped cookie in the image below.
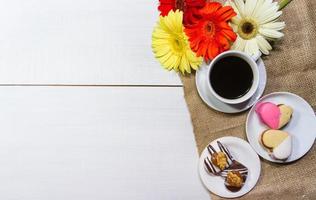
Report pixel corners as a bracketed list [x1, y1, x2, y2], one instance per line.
[255, 102, 293, 129]
[260, 130, 292, 160]
[278, 104, 293, 128]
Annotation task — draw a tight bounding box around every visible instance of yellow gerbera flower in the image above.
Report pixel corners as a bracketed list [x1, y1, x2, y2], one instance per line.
[152, 10, 202, 74]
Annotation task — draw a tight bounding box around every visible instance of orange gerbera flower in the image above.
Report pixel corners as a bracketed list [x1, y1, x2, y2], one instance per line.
[184, 2, 237, 61]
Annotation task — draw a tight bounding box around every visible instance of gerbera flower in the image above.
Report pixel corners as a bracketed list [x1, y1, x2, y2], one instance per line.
[226, 0, 285, 55]
[152, 10, 203, 74]
[184, 2, 237, 61]
[158, 0, 206, 25]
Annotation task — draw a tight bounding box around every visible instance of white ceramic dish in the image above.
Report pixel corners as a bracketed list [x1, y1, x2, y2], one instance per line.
[195, 58, 266, 113]
[199, 137, 261, 198]
[246, 92, 316, 163]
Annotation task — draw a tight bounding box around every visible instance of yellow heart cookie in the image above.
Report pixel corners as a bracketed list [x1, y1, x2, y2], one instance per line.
[278, 104, 293, 129]
[260, 130, 292, 160]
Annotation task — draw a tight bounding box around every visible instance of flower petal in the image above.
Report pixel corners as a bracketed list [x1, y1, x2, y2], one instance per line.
[259, 28, 284, 39]
[234, 0, 245, 17]
[244, 0, 257, 17]
[200, 2, 222, 15]
[255, 1, 274, 18]
[158, 4, 174, 16]
[186, 51, 201, 70]
[196, 40, 208, 58]
[216, 6, 236, 21]
[180, 55, 191, 74]
[209, 41, 220, 59]
[256, 3, 277, 18]
[164, 11, 179, 31]
[261, 21, 285, 31]
[256, 34, 272, 55]
[259, 11, 282, 24]
[244, 38, 259, 55]
[230, 23, 238, 32]
[222, 29, 237, 41]
[217, 21, 234, 30]
[231, 16, 241, 25]
[158, 51, 173, 68]
[232, 36, 246, 51]
[217, 34, 230, 50]
[225, 0, 241, 18]
[252, 0, 265, 17]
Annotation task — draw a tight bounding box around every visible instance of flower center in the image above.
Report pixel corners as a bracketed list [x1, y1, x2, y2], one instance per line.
[204, 22, 215, 37]
[171, 36, 184, 53]
[175, 0, 186, 12]
[242, 22, 254, 34]
[238, 18, 258, 40]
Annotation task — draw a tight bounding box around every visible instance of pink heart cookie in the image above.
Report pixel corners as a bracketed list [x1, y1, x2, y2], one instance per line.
[255, 102, 293, 129]
[255, 102, 280, 129]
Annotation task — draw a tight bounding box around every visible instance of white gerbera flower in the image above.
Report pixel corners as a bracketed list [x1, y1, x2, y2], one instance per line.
[226, 0, 285, 55]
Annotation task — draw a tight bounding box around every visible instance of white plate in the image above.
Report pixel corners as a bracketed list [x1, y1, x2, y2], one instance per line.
[195, 58, 267, 113]
[246, 92, 316, 163]
[199, 137, 261, 198]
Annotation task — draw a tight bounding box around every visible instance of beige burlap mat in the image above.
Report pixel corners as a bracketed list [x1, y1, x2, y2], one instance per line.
[181, 0, 316, 199]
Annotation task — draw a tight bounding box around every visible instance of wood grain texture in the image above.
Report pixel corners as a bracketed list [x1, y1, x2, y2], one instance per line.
[0, 86, 208, 200]
[0, 0, 181, 85]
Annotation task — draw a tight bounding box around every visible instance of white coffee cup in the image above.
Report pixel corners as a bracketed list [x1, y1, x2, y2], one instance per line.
[207, 50, 261, 104]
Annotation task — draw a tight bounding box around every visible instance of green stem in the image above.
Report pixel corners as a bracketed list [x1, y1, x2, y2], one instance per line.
[278, 0, 293, 10]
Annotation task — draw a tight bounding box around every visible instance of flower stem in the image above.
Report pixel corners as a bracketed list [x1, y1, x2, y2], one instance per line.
[278, 0, 293, 10]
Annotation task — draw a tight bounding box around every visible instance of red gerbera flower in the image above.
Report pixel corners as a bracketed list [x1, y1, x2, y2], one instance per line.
[158, 0, 206, 25]
[184, 2, 237, 61]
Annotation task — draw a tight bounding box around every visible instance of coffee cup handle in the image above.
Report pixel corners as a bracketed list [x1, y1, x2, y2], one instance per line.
[251, 51, 262, 62]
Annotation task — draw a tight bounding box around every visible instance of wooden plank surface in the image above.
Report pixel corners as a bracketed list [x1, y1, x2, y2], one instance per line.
[0, 0, 181, 85]
[0, 1, 207, 199]
[0, 86, 208, 199]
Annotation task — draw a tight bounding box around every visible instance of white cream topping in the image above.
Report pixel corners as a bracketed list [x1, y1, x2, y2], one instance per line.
[272, 136, 292, 160]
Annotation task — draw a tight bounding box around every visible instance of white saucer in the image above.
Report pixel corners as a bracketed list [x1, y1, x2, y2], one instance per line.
[195, 58, 267, 113]
[246, 92, 316, 163]
[199, 136, 261, 198]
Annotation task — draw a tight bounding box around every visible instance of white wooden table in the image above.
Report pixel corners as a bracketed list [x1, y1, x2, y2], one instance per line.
[0, 1, 209, 199]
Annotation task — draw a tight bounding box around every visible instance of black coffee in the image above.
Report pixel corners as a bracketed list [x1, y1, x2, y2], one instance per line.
[210, 56, 253, 99]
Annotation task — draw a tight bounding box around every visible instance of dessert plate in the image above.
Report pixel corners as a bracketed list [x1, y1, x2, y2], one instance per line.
[195, 58, 266, 113]
[199, 136, 261, 198]
[246, 92, 316, 163]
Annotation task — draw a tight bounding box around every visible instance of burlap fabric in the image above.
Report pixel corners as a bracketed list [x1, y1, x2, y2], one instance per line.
[181, 0, 316, 199]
